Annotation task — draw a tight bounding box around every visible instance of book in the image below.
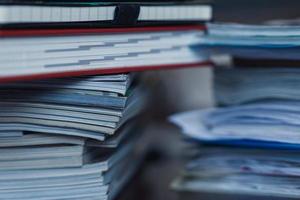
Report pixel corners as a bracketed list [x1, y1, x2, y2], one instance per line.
[0, 145, 83, 170]
[0, 1, 212, 28]
[0, 132, 85, 147]
[0, 139, 141, 200]
[0, 26, 209, 82]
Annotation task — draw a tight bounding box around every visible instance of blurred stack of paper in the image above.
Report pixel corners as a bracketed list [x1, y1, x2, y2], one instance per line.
[198, 22, 300, 61]
[215, 68, 300, 105]
[172, 145, 300, 199]
[171, 66, 300, 198]
[0, 73, 146, 200]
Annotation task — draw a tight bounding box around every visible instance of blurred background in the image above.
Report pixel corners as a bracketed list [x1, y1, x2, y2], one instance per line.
[118, 1, 300, 200]
[150, 0, 300, 114]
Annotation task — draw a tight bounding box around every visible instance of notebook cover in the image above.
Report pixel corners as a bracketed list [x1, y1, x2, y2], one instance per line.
[0, 1, 212, 29]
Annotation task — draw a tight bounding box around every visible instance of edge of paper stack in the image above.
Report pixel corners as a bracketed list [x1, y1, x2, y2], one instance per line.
[0, 73, 147, 200]
[170, 21, 300, 199]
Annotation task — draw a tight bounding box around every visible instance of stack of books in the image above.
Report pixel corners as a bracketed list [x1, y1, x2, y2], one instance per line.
[0, 0, 212, 82]
[0, 0, 212, 199]
[170, 22, 300, 199]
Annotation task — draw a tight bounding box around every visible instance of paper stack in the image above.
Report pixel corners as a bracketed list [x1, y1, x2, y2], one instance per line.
[0, 73, 146, 200]
[170, 22, 300, 199]
[0, 0, 213, 199]
[199, 22, 300, 60]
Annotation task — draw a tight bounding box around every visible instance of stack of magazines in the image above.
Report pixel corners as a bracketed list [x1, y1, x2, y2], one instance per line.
[0, 74, 146, 200]
[170, 22, 300, 199]
[0, 0, 212, 199]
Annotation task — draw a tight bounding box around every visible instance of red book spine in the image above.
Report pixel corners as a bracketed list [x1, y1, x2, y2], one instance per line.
[0, 25, 206, 37]
[0, 61, 212, 83]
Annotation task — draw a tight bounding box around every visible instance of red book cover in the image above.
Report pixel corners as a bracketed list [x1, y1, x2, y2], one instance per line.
[0, 62, 211, 83]
[0, 25, 206, 37]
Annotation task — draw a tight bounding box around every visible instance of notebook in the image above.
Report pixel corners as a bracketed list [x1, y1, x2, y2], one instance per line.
[0, 1, 212, 28]
[0, 26, 210, 82]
